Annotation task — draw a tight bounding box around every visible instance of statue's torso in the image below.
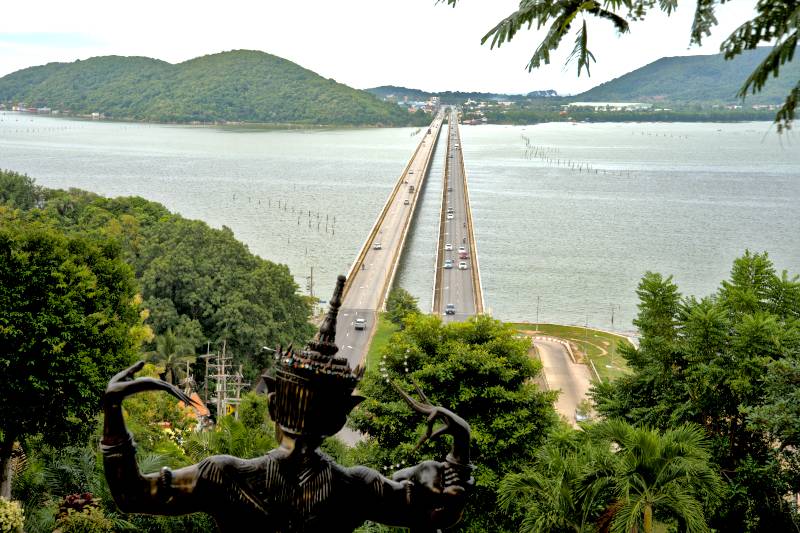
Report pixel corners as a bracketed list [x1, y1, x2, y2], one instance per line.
[194, 451, 383, 532]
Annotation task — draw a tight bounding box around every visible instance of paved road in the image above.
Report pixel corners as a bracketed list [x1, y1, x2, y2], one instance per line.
[438, 109, 478, 323]
[534, 339, 592, 426]
[336, 114, 444, 368]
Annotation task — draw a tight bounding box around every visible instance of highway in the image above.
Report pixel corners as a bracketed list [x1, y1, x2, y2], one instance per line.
[434, 108, 483, 322]
[534, 339, 592, 427]
[336, 113, 444, 368]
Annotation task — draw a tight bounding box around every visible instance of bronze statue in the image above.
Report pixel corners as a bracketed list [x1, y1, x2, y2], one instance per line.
[101, 275, 472, 532]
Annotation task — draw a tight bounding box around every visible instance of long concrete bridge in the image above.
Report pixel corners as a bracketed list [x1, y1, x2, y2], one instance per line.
[334, 109, 483, 367]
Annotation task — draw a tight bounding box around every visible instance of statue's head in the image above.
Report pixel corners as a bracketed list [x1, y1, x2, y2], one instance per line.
[264, 275, 364, 441]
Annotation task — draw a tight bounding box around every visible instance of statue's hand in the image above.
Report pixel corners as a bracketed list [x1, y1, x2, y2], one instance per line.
[104, 361, 194, 408]
[393, 460, 472, 527]
[391, 381, 471, 466]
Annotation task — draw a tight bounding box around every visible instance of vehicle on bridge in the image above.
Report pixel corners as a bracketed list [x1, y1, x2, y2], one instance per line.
[443, 259, 454, 269]
[404, 199, 409, 205]
[373, 242, 382, 250]
[458, 261, 468, 270]
[445, 303, 456, 315]
[354, 318, 367, 330]
[445, 243, 453, 251]
[447, 213, 454, 220]
[409, 185, 415, 193]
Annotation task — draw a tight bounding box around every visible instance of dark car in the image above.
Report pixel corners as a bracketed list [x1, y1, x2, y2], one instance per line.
[445, 304, 456, 315]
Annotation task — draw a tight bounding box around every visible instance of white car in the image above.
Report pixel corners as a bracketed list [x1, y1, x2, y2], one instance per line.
[373, 242, 382, 250]
[447, 213, 454, 220]
[354, 318, 367, 330]
[445, 243, 453, 251]
[458, 261, 468, 270]
[458, 246, 466, 253]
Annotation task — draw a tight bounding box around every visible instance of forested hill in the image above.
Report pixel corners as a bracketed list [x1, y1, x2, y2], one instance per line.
[0, 50, 425, 126]
[366, 85, 558, 103]
[576, 47, 800, 104]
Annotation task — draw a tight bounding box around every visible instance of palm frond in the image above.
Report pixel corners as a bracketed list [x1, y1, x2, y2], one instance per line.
[567, 19, 597, 76]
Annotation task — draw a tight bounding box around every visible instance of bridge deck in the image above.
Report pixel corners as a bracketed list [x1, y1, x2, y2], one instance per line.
[336, 113, 444, 367]
[433, 109, 484, 322]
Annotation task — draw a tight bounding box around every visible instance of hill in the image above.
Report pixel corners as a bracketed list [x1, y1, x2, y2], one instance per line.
[0, 50, 425, 126]
[366, 85, 558, 103]
[575, 47, 799, 104]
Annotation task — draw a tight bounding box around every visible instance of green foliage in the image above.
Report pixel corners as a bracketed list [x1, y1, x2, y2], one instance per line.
[0, 498, 24, 533]
[442, 0, 799, 130]
[592, 251, 800, 530]
[0, 220, 140, 494]
[54, 507, 114, 533]
[1, 178, 315, 384]
[350, 314, 558, 532]
[0, 170, 40, 210]
[0, 51, 426, 126]
[500, 421, 722, 533]
[385, 287, 420, 328]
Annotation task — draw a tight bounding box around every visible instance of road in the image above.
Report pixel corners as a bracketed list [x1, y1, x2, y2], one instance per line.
[336, 113, 444, 368]
[534, 339, 592, 426]
[436, 108, 480, 322]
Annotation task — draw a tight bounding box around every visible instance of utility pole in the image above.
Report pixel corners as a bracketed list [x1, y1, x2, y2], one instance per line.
[536, 296, 541, 330]
[306, 266, 314, 298]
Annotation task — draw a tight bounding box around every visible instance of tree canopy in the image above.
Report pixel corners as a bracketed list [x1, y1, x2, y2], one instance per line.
[591, 251, 800, 530]
[442, 0, 799, 130]
[0, 220, 141, 497]
[350, 313, 558, 532]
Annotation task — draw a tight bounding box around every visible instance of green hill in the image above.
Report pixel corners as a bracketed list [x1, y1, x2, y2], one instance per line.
[0, 50, 424, 126]
[575, 47, 799, 104]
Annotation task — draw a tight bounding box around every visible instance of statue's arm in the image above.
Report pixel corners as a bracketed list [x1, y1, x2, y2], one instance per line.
[101, 362, 206, 515]
[102, 394, 204, 515]
[354, 462, 470, 531]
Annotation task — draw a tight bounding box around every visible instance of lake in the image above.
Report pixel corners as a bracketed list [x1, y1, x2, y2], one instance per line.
[1, 112, 798, 333]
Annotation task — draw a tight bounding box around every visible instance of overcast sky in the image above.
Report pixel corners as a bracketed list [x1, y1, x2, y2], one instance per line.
[0, 0, 758, 95]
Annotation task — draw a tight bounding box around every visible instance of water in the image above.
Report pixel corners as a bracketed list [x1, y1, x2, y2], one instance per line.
[1, 113, 798, 332]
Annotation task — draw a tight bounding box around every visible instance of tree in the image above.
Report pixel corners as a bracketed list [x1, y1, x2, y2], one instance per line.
[0, 169, 40, 210]
[0, 222, 141, 498]
[146, 328, 196, 385]
[385, 287, 420, 328]
[584, 420, 722, 533]
[441, 0, 799, 131]
[350, 314, 558, 532]
[592, 251, 800, 530]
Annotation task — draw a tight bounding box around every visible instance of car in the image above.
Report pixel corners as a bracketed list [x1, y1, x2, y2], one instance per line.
[575, 409, 591, 423]
[373, 242, 382, 250]
[444, 243, 453, 251]
[445, 304, 456, 315]
[404, 199, 410, 205]
[458, 246, 466, 253]
[354, 318, 366, 330]
[409, 169, 415, 175]
[447, 213, 454, 220]
[448, 186, 453, 192]
[458, 261, 468, 270]
[459, 251, 469, 259]
[443, 259, 454, 269]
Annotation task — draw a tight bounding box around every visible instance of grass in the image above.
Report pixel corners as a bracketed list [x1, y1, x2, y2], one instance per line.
[365, 313, 399, 372]
[512, 322, 633, 382]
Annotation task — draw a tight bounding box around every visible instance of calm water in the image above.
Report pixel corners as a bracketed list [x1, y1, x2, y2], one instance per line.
[1, 113, 798, 333]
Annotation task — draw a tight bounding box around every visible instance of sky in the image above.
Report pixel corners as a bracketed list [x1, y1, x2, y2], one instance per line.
[0, 0, 758, 96]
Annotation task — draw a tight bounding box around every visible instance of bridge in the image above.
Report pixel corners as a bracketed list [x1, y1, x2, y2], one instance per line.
[334, 108, 483, 368]
[432, 108, 483, 322]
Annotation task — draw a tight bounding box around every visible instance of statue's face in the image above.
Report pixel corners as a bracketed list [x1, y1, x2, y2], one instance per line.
[267, 391, 351, 441]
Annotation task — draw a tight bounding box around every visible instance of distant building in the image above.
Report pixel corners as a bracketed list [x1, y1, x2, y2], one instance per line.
[565, 102, 653, 111]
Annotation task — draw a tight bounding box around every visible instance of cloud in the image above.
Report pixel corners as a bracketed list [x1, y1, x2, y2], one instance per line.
[0, 32, 102, 48]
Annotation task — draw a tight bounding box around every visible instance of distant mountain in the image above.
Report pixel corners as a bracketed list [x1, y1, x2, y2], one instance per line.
[0, 51, 424, 126]
[575, 48, 799, 104]
[366, 85, 558, 103]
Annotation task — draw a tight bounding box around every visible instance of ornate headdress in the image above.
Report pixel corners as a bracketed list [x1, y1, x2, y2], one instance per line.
[266, 275, 364, 437]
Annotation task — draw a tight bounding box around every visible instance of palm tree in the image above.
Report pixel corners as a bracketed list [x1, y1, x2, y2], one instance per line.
[583, 420, 723, 533]
[146, 328, 196, 385]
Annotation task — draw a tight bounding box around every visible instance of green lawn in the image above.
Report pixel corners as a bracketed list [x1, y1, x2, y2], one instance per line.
[512, 322, 633, 382]
[365, 313, 399, 372]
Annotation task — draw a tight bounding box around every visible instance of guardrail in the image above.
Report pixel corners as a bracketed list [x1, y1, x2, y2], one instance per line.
[431, 113, 452, 315]
[342, 114, 443, 300]
[380, 117, 443, 310]
[454, 117, 485, 313]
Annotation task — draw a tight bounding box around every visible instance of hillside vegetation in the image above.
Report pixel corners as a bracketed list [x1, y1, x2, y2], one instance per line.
[0, 50, 426, 126]
[576, 47, 800, 104]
